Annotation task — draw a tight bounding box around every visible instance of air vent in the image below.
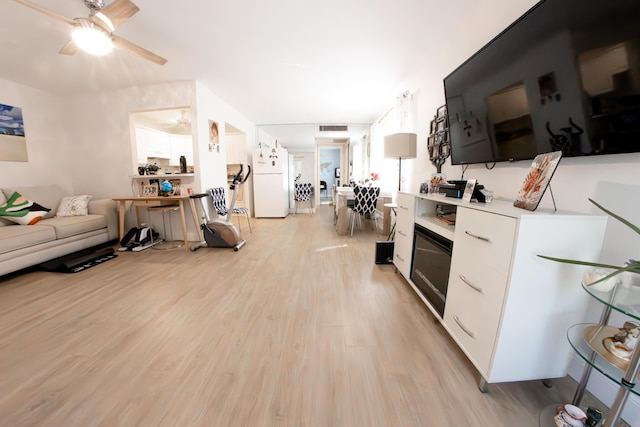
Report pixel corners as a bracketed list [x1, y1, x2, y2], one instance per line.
[319, 125, 348, 132]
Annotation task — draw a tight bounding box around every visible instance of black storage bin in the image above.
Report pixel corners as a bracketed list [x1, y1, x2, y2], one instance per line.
[375, 241, 394, 264]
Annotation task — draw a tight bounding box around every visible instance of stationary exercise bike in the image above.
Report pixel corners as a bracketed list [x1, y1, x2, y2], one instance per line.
[190, 165, 251, 252]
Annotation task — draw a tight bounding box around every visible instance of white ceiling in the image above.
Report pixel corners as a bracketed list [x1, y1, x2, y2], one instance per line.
[0, 0, 536, 131]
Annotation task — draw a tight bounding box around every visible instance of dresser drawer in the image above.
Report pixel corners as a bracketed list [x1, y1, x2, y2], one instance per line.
[453, 208, 517, 273]
[393, 230, 412, 277]
[444, 261, 509, 374]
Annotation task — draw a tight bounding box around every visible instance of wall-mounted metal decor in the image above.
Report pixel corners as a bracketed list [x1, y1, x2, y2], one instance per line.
[427, 104, 449, 172]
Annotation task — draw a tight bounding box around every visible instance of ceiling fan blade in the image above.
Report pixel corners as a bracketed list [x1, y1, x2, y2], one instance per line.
[90, 12, 115, 33]
[112, 35, 167, 66]
[14, 0, 76, 26]
[59, 40, 79, 55]
[97, 0, 139, 29]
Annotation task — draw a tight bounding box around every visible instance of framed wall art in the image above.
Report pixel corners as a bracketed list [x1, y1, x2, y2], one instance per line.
[0, 103, 28, 162]
[513, 150, 562, 211]
[209, 119, 220, 152]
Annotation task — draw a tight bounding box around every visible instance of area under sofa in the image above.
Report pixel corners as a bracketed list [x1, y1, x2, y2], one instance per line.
[0, 184, 118, 277]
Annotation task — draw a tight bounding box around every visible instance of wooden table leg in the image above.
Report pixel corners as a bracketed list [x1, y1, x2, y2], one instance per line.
[117, 200, 126, 242]
[134, 206, 143, 228]
[178, 200, 189, 249]
[188, 198, 202, 240]
[383, 205, 391, 236]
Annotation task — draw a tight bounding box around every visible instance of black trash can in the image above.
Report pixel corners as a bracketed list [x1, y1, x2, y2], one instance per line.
[375, 241, 394, 264]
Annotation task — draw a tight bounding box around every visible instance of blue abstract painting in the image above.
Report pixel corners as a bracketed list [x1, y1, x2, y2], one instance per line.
[0, 103, 28, 161]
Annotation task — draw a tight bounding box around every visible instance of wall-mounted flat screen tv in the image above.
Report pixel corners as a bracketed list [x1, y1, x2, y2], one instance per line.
[444, 0, 640, 165]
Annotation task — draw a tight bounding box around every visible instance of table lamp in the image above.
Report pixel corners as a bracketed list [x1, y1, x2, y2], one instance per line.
[384, 132, 417, 191]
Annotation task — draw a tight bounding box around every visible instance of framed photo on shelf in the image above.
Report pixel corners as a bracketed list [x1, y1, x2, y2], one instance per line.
[429, 173, 447, 194]
[462, 179, 476, 202]
[513, 150, 562, 211]
[142, 184, 158, 197]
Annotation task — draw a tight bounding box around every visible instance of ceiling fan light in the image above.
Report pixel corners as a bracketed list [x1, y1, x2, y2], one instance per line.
[72, 19, 112, 56]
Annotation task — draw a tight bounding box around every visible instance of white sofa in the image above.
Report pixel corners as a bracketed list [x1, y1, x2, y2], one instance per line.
[0, 184, 118, 277]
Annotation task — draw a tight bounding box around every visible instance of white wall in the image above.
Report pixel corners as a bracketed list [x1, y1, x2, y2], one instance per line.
[0, 79, 74, 192]
[195, 81, 257, 216]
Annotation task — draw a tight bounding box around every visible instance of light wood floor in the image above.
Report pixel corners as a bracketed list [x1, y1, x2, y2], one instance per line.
[0, 205, 617, 426]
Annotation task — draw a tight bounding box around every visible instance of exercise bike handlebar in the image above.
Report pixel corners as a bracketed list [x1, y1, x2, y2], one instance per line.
[231, 164, 251, 185]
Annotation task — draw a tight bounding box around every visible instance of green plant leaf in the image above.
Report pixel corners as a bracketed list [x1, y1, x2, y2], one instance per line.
[589, 198, 640, 236]
[537, 255, 620, 269]
[537, 256, 640, 286]
[538, 200, 639, 288]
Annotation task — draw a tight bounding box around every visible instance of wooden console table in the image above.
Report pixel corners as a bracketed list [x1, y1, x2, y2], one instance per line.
[112, 195, 201, 250]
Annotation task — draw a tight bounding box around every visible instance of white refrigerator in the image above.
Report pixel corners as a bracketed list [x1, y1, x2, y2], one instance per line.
[253, 147, 290, 218]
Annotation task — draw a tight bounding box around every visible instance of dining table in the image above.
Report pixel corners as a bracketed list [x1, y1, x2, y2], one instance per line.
[334, 186, 355, 235]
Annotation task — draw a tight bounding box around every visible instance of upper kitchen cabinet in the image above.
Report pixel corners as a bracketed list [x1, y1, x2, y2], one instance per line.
[225, 123, 247, 165]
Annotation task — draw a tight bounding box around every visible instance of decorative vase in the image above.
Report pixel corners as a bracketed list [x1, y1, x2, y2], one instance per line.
[583, 268, 620, 292]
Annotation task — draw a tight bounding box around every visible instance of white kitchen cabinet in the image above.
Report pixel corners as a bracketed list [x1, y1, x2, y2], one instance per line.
[397, 192, 608, 387]
[135, 127, 170, 162]
[226, 134, 247, 164]
[392, 192, 415, 278]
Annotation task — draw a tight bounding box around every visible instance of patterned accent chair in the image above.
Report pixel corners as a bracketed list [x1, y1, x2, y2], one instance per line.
[294, 183, 313, 214]
[350, 185, 380, 236]
[210, 187, 252, 234]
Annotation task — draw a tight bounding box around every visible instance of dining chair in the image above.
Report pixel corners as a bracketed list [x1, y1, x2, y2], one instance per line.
[350, 185, 380, 236]
[294, 183, 313, 214]
[210, 187, 252, 233]
[319, 180, 328, 198]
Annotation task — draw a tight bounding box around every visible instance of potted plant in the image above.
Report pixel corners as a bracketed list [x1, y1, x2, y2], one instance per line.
[539, 199, 639, 290]
[145, 163, 160, 175]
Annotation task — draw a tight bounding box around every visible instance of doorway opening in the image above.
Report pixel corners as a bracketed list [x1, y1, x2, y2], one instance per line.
[317, 143, 345, 205]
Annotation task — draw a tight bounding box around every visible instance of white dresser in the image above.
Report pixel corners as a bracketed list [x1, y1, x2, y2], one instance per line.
[394, 193, 608, 388]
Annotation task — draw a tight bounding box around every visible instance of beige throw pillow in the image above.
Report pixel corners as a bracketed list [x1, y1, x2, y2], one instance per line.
[56, 195, 92, 217]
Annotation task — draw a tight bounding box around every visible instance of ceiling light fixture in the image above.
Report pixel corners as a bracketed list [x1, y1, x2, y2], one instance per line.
[71, 18, 113, 56]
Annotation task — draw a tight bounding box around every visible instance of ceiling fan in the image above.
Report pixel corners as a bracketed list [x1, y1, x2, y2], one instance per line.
[14, 0, 167, 65]
[161, 110, 191, 133]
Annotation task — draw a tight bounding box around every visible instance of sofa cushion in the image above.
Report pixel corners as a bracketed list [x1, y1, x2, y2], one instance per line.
[39, 214, 107, 239]
[3, 184, 66, 219]
[0, 192, 51, 225]
[56, 195, 92, 217]
[0, 224, 57, 255]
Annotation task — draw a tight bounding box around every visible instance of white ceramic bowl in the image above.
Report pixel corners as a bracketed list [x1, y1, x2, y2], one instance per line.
[561, 404, 587, 427]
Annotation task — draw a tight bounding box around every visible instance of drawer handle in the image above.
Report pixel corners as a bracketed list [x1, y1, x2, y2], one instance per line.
[459, 275, 484, 294]
[396, 254, 405, 262]
[465, 230, 491, 242]
[454, 315, 475, 338]
[399, 205, 408, 211]
[397, 230, 407, 237]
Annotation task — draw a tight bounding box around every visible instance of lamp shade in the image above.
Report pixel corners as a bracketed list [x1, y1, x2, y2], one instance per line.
[384, 133, 417, 159]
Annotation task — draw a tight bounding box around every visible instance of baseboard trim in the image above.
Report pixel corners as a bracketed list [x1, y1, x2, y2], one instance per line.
[567, 355, 640, 425]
